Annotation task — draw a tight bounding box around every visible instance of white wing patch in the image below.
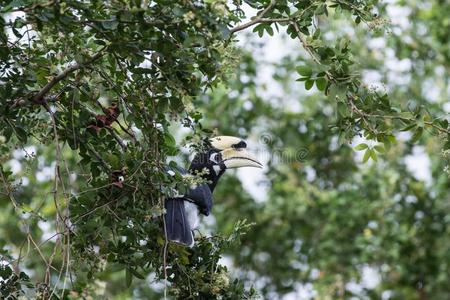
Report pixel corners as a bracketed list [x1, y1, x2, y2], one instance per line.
[184, 201, 200, 230]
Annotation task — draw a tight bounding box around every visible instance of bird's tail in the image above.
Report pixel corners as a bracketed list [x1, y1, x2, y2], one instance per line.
[164, 199, 194, 247]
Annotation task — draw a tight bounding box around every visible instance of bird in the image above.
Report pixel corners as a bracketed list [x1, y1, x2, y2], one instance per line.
[164, 136, 262, 247]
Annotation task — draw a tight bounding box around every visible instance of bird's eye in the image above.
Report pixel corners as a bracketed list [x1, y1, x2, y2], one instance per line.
[209, 152, 222, 163]
[209, 153, 218, 163]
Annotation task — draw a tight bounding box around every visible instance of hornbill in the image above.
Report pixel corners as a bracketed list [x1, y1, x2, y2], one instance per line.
[164, 136, 262, 247]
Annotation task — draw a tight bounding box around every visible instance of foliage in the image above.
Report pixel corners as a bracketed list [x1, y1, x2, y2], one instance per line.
[1, 0, 449, 299]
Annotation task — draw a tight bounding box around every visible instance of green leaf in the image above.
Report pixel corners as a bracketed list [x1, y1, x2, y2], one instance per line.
[106, 154, 120, 169]
[15, 126, 27, 143]
[327, 84, 346, 100]
[164, 132, 176, 147]
[362, 149, 371, 163]
[337, 102, 347, 117]
[94, 39, 106, 46]
[131, 67, 152, 74]
[411, 127, 423, 143]
[439, 119, 448, 129]
[253, 24, 265, 37]
[305, 80, 314, 90]
[337, 130, 346, 146]
[157, 98, 169, 113]
[370, 150, 378, 162]
[296, 66, 312, 77]
[125, 269, 132, 287]
[316, 78, 327, 91]
[313, 28, 321, 39]
[374, 145, 385, 153]
[444, 140, 450, 150]
[129, 268, 145, 280]
[102, 20, 119, 30]
[401, 123, 416, 131]
[169, 97, 184, 112]
[354, 143, 368, 151]
[383, 135, 395, 150]
[0, 265, 12, 278]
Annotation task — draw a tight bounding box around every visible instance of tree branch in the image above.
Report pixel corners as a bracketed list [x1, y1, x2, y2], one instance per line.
[291, 22, 322, 68]
[288, 21, 450, 137]
[32, 50, 105, 103]
[9, 0, 55, 12]
[230, 0, 277, 34]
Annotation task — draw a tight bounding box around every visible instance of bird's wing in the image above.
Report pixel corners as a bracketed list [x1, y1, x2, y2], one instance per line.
[185, 183, 213, 216]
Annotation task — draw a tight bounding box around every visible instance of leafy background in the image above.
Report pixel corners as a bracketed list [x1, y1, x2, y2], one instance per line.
[1, 0, 449, 299]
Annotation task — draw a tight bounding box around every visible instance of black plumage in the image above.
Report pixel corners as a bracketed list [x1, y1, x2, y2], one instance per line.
[164, 198, 194, 246]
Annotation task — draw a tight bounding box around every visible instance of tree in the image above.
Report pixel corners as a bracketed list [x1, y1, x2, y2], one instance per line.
[1, 0, 449, 299]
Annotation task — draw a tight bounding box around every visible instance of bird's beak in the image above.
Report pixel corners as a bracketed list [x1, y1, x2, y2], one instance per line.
[219, 148, 263, 169]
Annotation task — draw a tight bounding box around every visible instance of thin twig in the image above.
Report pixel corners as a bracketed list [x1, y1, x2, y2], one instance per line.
[46, 98, 74, 299]
[107, 127, 127, 149]
[291, 22, 320, 64]
[347, 95, 378, 133]
[0, 167, 18, 209]
[86, 144, 111, 172]
[71, 198, 120, 224]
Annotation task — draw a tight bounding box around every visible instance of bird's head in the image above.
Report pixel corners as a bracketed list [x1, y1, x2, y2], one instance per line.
[208, 136, 262, 170]
[189, 136, 262, 190]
